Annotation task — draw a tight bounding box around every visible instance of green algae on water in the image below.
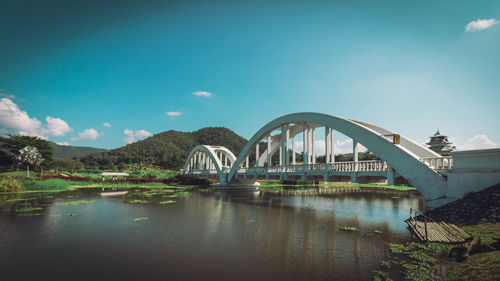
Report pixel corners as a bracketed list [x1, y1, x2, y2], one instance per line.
[64, 200, 95, 206]
[16, 207, 43, 212]
[128, 199, 149, 204]
[159, 200, 176, 204]
[133, 217, 149, 222]
[340, 226, 357, 231]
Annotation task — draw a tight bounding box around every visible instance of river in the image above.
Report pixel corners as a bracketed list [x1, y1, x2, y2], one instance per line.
[0, 186, 425, 281]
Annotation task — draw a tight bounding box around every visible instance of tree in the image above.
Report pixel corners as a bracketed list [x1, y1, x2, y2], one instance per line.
[1, 135, 53, 169]
[16, 146, 43, 178]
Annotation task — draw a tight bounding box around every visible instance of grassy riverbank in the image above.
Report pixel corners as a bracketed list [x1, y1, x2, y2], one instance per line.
[374, 223, 500, 281]
[0, 177, 191, 194]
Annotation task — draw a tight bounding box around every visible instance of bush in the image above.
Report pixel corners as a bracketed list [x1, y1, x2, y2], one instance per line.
[0, 177, 22, 192]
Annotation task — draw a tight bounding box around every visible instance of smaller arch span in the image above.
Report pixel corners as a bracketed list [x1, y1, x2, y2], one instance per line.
[182, 145, 236, 183]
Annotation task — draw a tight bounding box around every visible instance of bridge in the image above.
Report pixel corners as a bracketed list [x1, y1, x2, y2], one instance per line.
[180, 113, 500, 207]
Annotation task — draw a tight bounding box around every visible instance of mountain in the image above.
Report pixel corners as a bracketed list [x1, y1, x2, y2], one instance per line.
[49, 142, 108, 159]
[80, 127, 248, 169]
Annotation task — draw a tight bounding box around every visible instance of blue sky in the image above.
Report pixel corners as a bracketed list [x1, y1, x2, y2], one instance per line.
[1, 0, 499, 152]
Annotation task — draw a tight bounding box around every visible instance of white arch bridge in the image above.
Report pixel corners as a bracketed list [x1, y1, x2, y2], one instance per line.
[180, 113, 500, 207]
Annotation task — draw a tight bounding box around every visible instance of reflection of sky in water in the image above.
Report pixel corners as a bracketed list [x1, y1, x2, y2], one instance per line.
[279, 193, 423, 234]
[0, 189, 423, 281]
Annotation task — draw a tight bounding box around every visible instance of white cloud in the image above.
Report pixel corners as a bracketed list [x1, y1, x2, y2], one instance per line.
[71, 128, 102, 141]
[123, 129, 152, 144]
[166, 111, 182, 117]
[457, 135, 498, 150]
[465, 19, 498, 32]
[102, 122, 111, 128]
[0, 98, 72, 139]
[192, 91, 213, 98]
[56, 141, 69, 146]
[42, 116, 72, 136]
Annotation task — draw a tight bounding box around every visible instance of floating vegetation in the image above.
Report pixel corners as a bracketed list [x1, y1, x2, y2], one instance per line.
[18, 213, 42, 216]
[64, 200, 95, 206]
[374, 230, 383, 234]
[64, 213, 79, 216]
[66, 195, 77, 198]
[16, 207, 43, 212]
[129, 189, 177, 198]
[163, 191, 190, 198]
[159, 200, 176, 204]
[340, 226, 357, 231]
[132, 217, 149, 222]
[248, 219, 256, 223]
[128, 200, 149, 204]
[44, 196, 54, 199]
[6, 197, 36, 202]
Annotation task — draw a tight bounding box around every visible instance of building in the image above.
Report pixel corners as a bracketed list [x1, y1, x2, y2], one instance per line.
[426, 130, 456, 156]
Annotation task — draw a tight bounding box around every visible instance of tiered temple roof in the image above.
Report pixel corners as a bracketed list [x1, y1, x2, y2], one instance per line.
[426, 130, 456, 156]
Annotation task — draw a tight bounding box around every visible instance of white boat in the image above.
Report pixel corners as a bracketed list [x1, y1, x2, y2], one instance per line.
[100, 191, 128, 197]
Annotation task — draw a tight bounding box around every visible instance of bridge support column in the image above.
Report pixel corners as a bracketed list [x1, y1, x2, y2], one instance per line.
[292, 134, 296, 165]
[325, 127, 330, 163]
[353, 140, 358, 172]
[331, 129, 335, 163]
[285, 125, 290, 166]
[312, 127, 316, 164]
[255, 142, 259, 167]
[303, 123, 309, 165]
[267, 134, 271, 166]
[351, 172, 358, 183]
[387, 166, 395, 185]
[323, 173, 329, 183]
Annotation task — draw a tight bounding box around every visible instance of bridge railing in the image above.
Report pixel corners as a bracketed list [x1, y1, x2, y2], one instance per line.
[236, 160, 388, 174]
[421, 157, 453, 170]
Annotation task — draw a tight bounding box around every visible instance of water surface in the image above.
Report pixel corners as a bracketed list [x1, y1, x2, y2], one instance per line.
[0, 186, 424, 281]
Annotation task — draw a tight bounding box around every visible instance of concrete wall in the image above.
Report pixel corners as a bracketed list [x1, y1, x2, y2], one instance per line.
[446, 148, 500, 200]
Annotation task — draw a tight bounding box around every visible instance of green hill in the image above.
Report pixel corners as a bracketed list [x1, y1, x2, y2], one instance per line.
[80, 127, 248, 169]
[49, 142, 108, 159]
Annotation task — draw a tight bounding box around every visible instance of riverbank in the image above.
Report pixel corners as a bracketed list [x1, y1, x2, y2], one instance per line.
[374, 183, 500, 281]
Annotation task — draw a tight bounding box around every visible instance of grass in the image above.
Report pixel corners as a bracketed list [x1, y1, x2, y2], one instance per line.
[375, 223, 500, 281]
[64, 200, 95, 206]
[340, 226, 358, 231]
[132, 217, 149, 222]
[159, 200, 176, 204]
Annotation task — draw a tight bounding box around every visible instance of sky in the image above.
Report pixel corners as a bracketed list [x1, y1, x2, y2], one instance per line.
[0, 0, 499, 153]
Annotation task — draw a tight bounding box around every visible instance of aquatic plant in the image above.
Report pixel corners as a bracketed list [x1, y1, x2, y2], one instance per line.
[64, 213, 78, 216]
[159, 200, 176, 204]
[128, 199, 149, 204]
[248, 219, 256, 223]
[374, 230, 383, 234]
[64, 200, 95, 206]
[132, 217, 149, 221]
[340, 226, 357, 231]
[16, 207, 43, 212]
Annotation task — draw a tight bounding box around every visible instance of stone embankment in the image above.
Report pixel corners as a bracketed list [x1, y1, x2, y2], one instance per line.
[422, 183, 500, 225]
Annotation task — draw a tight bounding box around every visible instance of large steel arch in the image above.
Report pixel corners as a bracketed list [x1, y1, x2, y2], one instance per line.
[183, 145, 236, 182]
[227, 112, 448, 200]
